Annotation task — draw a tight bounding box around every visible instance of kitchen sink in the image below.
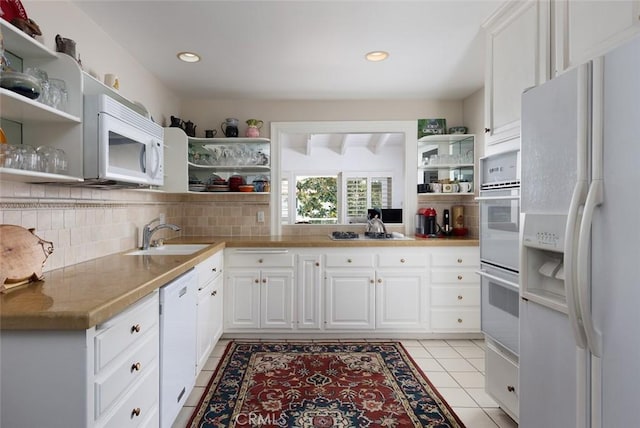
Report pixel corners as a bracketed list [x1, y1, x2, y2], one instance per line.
[125, 244, 210, 256]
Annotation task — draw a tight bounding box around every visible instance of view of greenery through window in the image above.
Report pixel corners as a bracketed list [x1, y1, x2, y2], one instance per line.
[295, 176, 337, 224]
[289, 175, 392, 224]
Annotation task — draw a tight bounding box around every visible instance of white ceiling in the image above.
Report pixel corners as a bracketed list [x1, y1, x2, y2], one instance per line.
[73, 0, 503, 101]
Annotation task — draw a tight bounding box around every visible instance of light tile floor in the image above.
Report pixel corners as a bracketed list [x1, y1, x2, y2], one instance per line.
[172, 338, 518, 428]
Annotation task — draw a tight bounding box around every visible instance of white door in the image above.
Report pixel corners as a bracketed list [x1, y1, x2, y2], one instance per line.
[592, 34, 640, 428]
[261, 270, 295, 329]
[325, 270, 375, 329]
[484, 0, 549, 147]
[196, 279, 215, 370]
[296, 254, 322, 329]
[375, 270, 426, 330]
[209, 275, 223, 346]
[225, 269, 260, 329]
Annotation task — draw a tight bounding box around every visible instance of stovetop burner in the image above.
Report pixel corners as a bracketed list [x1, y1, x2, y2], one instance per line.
[364, 232, 393, 239]
[331, 231, 360, 240]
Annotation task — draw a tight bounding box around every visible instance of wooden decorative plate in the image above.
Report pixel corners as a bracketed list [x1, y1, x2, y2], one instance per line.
[0, 224, 54, 292]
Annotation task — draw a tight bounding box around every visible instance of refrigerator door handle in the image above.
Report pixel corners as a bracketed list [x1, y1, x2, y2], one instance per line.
[577, 179, 603, 357]
[564, 180, 588, 349]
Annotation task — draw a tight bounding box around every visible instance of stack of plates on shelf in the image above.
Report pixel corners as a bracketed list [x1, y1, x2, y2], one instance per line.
[206, 183, 230, 192]
[189, 184, 206, 192]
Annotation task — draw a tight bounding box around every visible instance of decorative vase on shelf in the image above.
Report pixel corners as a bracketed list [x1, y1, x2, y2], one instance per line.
[245, 119, 263, 137]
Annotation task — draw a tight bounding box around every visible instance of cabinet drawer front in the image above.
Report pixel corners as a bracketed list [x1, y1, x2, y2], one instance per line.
[196, 251, 223, 286]
[430, 308, 480, 331]
[431, 269, 479, 284]
[226, 250, 294, 268]
[377, 252, 427, 268]
[486, 342, 519, 418]
[95, 293, 159, 373]
[96, 364, 159, 428]
[94, 331, 158, 418]
[325, 253, 374, 268]
[430, 286, 480, 307]
[431, 250, 480, 267]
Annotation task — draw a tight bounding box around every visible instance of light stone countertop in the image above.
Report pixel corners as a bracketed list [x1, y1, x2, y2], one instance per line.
[0, 235, 477, 331]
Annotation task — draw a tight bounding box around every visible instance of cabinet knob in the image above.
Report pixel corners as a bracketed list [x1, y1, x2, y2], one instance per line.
[262, 278, 267, 283]
[212, 267, 217, 272]
[370, 279, 375, 284]
[457, 258, 463, 263]
[377, 278, 382, 283]
[212, 290, 217, 296]
[254, 279, 259, 284]
[347, 259, 352, 263]
[315, 262, 320, 267]
[130, 324, 141, 334]
[131, 408, 141, 418]
[131, 362, 141, 372]
[258, 258, 264, 263]
[457, 318, 463, 323]
[484, 127, 491, 133]
[457, 275, 463, 280]
[507, 385, 516, 393]
[457, 295, 463, 300]
[400, 258, 406, 263]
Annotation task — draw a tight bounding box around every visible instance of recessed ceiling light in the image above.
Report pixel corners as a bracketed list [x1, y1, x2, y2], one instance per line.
[177, 52, 201, 63]
[365, 51, 389, 62]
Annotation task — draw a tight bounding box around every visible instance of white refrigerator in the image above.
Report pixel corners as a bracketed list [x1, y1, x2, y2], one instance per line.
[519, 34, 640, 428]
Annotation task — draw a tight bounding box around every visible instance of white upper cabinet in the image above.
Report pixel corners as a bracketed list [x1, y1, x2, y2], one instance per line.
[483, 0, 550, 149]
[553, 0, 640, 75]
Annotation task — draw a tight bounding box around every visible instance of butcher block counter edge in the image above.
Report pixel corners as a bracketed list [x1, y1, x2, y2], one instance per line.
[0, 236, 477, 330]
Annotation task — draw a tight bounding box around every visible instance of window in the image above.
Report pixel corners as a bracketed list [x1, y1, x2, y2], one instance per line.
[342, 173, 393, 224]
[281, 172, 392, 225]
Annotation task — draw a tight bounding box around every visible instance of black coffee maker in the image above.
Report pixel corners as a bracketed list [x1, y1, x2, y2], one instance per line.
[441, 209, 452, 236]
[416, 207, 440, 237]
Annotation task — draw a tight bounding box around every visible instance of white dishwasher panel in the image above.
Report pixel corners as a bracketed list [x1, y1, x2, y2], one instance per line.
[159, 269, 197, 428]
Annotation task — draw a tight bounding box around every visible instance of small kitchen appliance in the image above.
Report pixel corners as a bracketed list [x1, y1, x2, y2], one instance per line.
[441, 209, 451, 236]
[415, 207, 439, 238]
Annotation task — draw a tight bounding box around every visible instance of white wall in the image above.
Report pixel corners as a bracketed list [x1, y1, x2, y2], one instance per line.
[24, 0, 180, 125]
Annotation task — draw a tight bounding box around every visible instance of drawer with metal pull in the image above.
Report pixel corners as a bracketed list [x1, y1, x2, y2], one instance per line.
[430, 308, 480, 330]
[325, 253, 375, 268]
[225, 248, 294, 268]
[431, 269, 479, 284]
[430, 286, 481, 306]
[94, 292, 159, 373]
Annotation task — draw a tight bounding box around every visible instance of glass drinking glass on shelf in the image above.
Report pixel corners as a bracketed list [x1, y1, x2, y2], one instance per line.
[49, 78, 68, 112]
[16, 145, 38, 170]
[429, 154, 439, 165]
[36, 146, 57, 173]
[55, 148, 68, 174]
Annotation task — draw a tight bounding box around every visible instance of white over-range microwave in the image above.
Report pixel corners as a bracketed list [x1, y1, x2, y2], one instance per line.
[83, 94, 164, 187]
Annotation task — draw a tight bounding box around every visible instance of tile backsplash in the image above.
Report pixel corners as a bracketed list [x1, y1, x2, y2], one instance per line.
[0, 182, 270, 272]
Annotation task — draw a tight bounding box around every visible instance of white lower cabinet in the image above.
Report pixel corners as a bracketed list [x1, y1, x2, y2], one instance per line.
[323, 249, 428, 332]
[0, 291, 160, 428]
[196, 250, 224, 373]
[325, 269, 375, 329]
[224, 249, 295, 331]
[486, 339, 519, 422]
[429, 247, 481, 332]
[223, 246, 479, 334]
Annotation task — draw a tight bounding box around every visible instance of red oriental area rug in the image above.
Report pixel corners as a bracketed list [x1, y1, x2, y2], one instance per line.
[188, 341, 465, 427]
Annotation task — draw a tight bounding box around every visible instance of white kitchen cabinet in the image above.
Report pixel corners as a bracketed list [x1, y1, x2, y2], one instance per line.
[486, 339, 519, 422]
[0, 291, 159, 428]
[296, 254, 323, 329]
[195, 250, 224, 372]
[324, 248, 428, 332]
[482, 0, 550, 150]
[224, 249, 295, 331]
[162, 127, 270, 193]
[0, 18, 84, 183]
[553, 0, 640, 75]
[417, 134, 475, 195]
[325, 269, 376, 329]
[429, 247, 481, 332]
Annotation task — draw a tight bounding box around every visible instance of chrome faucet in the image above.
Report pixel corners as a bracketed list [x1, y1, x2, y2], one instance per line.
[141, 217, 181, 250]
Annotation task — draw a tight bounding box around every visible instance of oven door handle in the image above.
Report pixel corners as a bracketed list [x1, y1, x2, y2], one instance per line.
[475, 195, 520, 201]
[476, 270, 519, 291]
